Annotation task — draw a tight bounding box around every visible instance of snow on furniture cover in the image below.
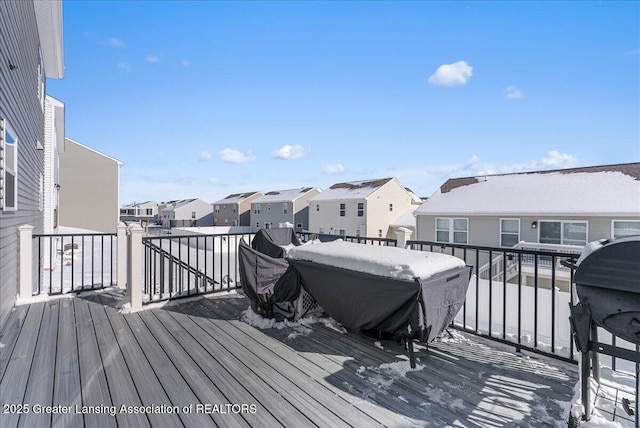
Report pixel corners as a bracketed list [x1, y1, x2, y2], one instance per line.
[287, 240, 472, 342]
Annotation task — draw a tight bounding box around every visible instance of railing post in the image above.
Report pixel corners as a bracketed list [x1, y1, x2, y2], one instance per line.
[395, 227, 413, 249]
[18, 225, 34, 300]
[126, 223, 144, 312]
[116, 222, 128, 290]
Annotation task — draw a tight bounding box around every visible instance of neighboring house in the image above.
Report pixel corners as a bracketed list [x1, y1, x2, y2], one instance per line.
[0, 0, 64, 328]
[414, 162, 640, 289]
[213, 191, 262, 226]
[58, 138, 122, 233]
[250, 187, 321, 232]
[120, 200, 159, 223]
[308, 178, 422, 238]
[43, 95, 65, 235]
[160, 198, 213, 228]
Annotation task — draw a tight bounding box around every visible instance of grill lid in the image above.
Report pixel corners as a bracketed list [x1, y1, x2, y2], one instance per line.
[574, 235, 640, 294]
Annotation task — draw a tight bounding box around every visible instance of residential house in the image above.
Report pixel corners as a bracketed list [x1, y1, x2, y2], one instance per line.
[414, 162, 640, 289]
[0, 0, 65, 327]
[213, 191, 262, 226]
[43, 95, 65, 234]
[58, 138, 122, 233]
[250, 187, 321, 232]
[308, 178, 422, 238]
[120, 200, 159, 223]
[160, 198, 213, 228]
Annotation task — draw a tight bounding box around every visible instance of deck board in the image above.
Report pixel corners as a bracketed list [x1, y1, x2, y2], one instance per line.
[0, 291, 584, 427]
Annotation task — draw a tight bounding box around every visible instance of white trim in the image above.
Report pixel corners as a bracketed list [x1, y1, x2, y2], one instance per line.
[435, 217, 468, 244]
[611, 219, 640, 238]
[1, 120, 18, 211]
[538, 219, 588, 246]
[499, 218, 520, 247]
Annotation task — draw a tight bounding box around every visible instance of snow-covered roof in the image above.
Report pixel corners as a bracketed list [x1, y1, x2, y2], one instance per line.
[390, 207, 418, 229]
[252, 187, 320, 203]
[415, 163, 640, 216]
[213, 192, 261, 205]
[309, 178, 398, 202]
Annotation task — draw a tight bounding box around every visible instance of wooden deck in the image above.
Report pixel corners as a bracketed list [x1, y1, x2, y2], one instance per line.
[0, 289, 581, 427]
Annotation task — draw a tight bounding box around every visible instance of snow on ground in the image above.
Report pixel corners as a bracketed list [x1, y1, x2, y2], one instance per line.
[240, 307, 347, 339]
[288, 239, 466, 280]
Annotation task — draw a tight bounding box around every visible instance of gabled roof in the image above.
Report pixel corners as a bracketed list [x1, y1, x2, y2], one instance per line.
[252, 187, 320, 204]
[310, 178, 417, 202]
[415, 162, 640, 216]
[213, 192, 262, 205]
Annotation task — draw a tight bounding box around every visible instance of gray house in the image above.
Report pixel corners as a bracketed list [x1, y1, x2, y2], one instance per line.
[250, 187, 322, 232]
[160, 198, 214, 228]
[213, 191, 262, 227]
[58, 138, 123, 233]
[0, 0, 65, 327]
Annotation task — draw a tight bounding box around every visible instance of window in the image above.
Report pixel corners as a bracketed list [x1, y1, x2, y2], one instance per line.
[191, 211, 196, 219]
[339, 203, 345, 217]
[378, 229, 383, 238]
[319, 227, 324, 234]
[539, 220, 587, 246]
[264, 222, 272, 229]
[253, 204, 261, 214]
[256, 222, 260, 229]
[357, 203, 364, 217]
[1, 119, 18, 211]
[146, 208, 153, 215]
[296, 223, 303, 230]
[436, 218, 468, 244]
[224, 219, 228, 224]
[500, 219, 520, 247]
[338, 229, 346, 237]
[355, 229, 361, 237]
[316, 204, 320, 212]
[283, 203, 288, 215]
[389, 203, 393, 212]
[267, 204, 271, 210]
[214, 205, 220, 213]
[612, 220, 640, 238]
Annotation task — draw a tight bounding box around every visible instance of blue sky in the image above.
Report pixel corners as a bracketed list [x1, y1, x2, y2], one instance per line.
[47, 1, 640, 205]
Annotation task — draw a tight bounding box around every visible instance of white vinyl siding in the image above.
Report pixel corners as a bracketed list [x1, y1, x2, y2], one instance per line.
[612, 220, 640, 238]
[539, 220, 587, 246]
[436, 218, 468, 244]
[500, 218, 520, 247]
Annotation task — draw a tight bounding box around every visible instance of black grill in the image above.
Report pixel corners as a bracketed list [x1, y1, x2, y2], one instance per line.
[573, 235, 640, 345]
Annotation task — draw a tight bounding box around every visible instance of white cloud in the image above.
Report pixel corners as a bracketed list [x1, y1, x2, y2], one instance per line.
[181, 60, 190, 67]
[270, 145, 310, 160]
[504, 86, 524, 99]
[146, 55, 160, 63]
[323, 164, 345, 175]
[103, 37, 124, 47]
[116, 61, 132, 72]
[198, 151, 213, 161]
[540, 150, 578, 169]
[219, 148, 256, 164]
[428, 61, 473, 87]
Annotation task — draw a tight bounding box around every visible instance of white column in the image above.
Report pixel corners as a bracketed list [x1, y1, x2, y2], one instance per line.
[116, 222, 128, 290]
[126, 223, 144, 312]
[18, 225, 34, 300]
[395, 226, 413, 249]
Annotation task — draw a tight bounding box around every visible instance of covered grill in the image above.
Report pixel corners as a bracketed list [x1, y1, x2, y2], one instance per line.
[567, 235, 640, 425]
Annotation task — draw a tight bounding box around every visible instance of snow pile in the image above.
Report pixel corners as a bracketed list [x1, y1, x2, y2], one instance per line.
[288, 240, 465, 281]
[356, 360, 425, 391]
[240, 307, 346, 335]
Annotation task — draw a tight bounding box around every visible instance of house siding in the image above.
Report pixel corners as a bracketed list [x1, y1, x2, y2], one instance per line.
[0, 0, 47, 328]
[175, 200, 213, 226]
[58, 139, 121, 233]
[416, 214, 640, 247]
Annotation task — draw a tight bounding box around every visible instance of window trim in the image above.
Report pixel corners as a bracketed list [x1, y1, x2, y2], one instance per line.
[1, 119, 18, 211]
[357, 202, 364, 217]
[499, 218, 520, 247]
[339, 203, 345, 217]
[435, 217, 469, 244]
[611, 220, 640, 238]
[283, 202, 288, 215]
[253, 204, 261, 214]
[538, 219, 588, 246]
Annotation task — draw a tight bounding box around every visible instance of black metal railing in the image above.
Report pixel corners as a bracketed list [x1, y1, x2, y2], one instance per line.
[142, 232, 254, 304]
[33, 233, 117, 295]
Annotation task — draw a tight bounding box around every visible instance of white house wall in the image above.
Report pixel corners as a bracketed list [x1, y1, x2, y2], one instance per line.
[366, 179, 417, 238]
[175, 199, 213, 226]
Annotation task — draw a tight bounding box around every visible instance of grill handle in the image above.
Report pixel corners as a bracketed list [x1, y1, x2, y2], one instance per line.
[560, 257, 578, 270]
